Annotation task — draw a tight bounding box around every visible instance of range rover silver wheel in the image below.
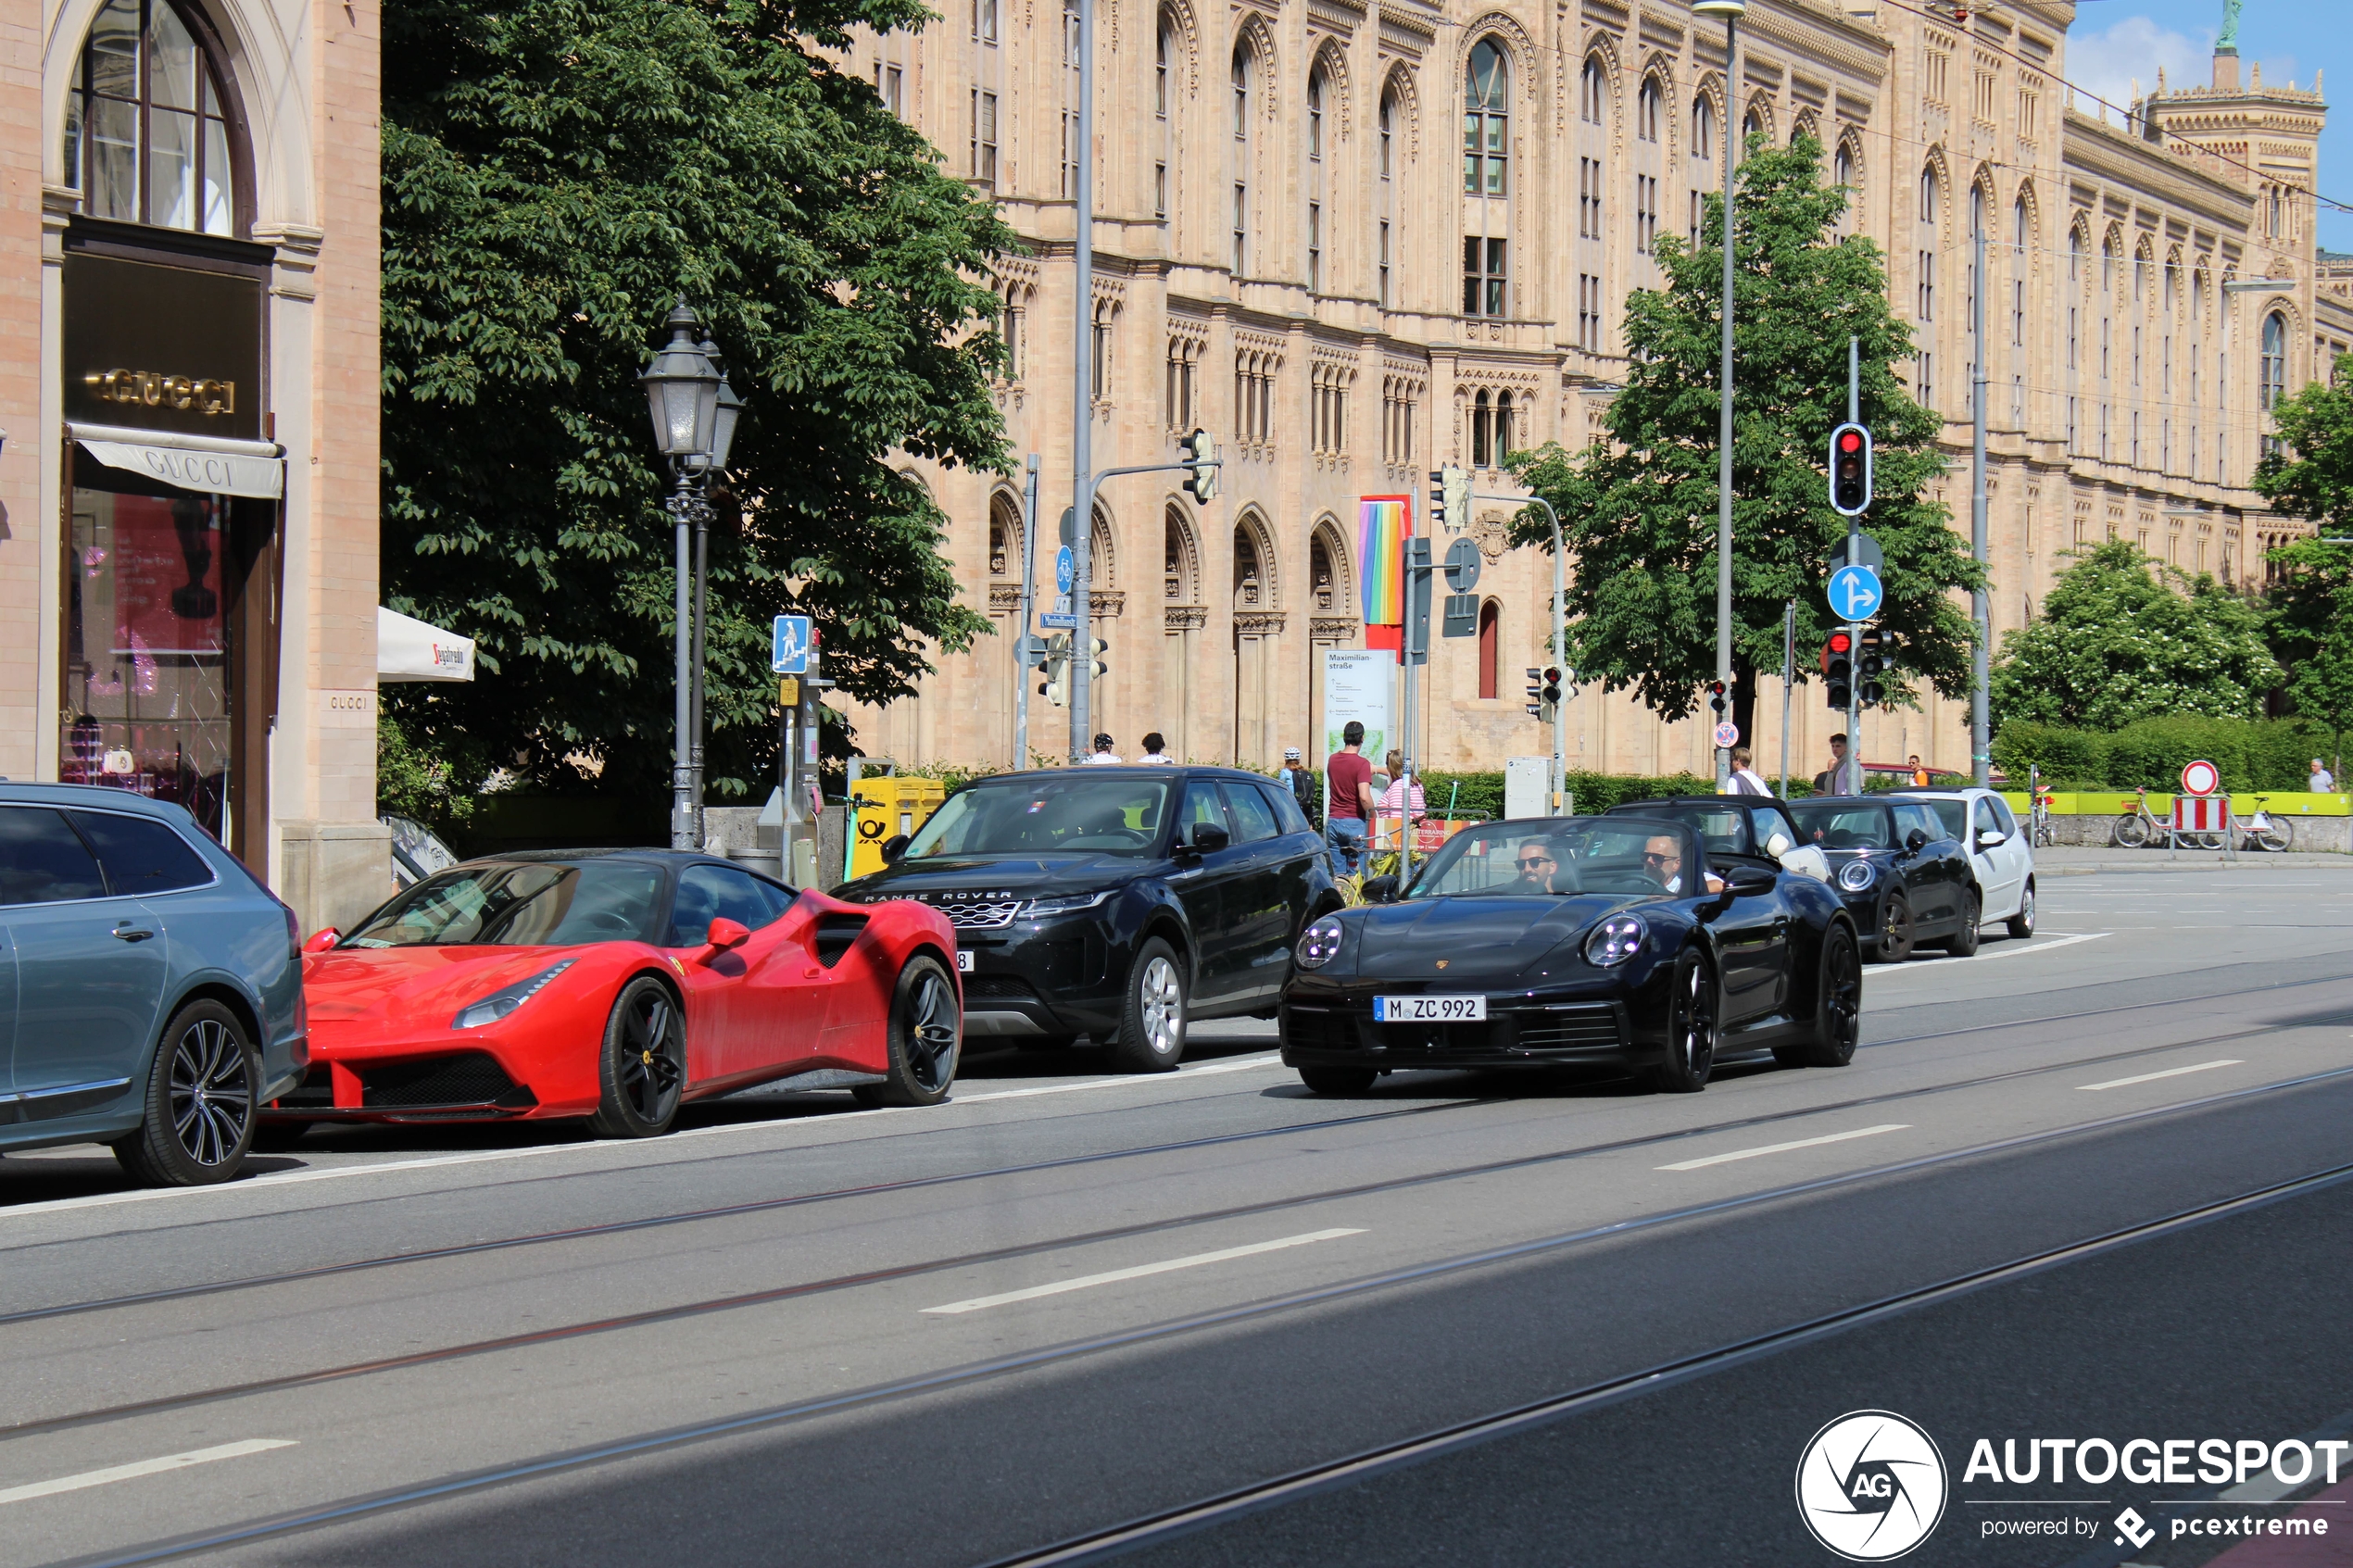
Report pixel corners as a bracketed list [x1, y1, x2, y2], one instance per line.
[1105, 937, 1187, 1073]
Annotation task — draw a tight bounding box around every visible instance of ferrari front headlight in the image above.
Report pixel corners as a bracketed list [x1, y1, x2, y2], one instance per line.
[1838, 859, 1877, 892]
[1582, 914, 1647, 967]
[1295, 916, 1346, 969]
[452, 960, 576, 1030]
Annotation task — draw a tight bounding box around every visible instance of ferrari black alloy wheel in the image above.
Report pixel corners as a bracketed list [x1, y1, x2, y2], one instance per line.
[1779, 922, 1862, 1069]
[114, 998, 258, 1187]
[1875, 892, 1915, 963]
[855, 953, 963, 1109]
[1944, 890, 1982, 957]
[1654, 951, 1719, 1094]
[591, 976, 686, 1137]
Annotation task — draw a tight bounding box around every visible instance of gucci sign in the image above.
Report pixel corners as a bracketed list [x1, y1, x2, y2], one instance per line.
[83, 370, 237, 417]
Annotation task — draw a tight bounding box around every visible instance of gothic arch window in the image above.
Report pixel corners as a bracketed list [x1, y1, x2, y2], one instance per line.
[1637, 77, 1661, 142]
[1232, 520, 1267, 608]
[1231, 42, 1252, 140]
[65, 0, 245, 234]
[1466, 39, 1508, 195]
[1477, 599, 1501, 698]
[1691, 94, 1714, 159]
[1833, 143, 1853, 189]
[1470, 389, 1491, 467]
[2261, 311, 2287, 410]
[1164, 504, 1200, 602]
[988, 493, 1024, 577]
[1309, 524, 1347, 611]
[1307, 62, 1326, 161]
[1578, 56, 1604, 126]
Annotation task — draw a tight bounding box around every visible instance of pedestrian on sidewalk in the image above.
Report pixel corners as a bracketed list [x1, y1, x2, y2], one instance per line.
[1908, 753, 1931, 786]
[1378, 749, 1427, 839]
[1325, 723, 1375, 876]
[1812, 734, 1862, 796]
[1086, 734, 1122, 765]
[1278, 746, 1321, 828]
[1136, 733, 1172, 764]
[2311, 758, 2337, 792]
[1728, 747, 1772, 797]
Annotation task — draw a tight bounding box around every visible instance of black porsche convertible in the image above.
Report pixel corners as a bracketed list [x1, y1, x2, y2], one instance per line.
[1278, 815, 1862, 1095]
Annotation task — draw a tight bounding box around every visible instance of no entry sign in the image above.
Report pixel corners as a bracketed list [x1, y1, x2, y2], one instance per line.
[2180, 759, 2221, 797]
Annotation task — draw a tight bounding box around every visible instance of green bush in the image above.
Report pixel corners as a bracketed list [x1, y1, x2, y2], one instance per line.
[1987, 717, 2334, 793]
[1988, 721, 2107, 786]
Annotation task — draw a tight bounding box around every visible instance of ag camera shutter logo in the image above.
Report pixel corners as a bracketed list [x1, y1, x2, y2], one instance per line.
[1795, 1411, 1949, 1561]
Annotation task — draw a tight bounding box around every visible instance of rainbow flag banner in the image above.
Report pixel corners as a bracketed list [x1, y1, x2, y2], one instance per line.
[1359, 496, 1409, 625]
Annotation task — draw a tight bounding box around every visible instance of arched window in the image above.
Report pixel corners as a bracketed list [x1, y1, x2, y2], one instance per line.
[988, 495, 1023, 577]
[1638, 78, 1660, 142]
[1378, 88, 1395, 179]
[1919, 166, 1938, 224]
[1834, 144, 1852, 188]
[2013, 194, 2029, 255]
[1692, 95, 1714, 159]
[1164, 506, 1197, 602]
[1477, 600, 1501, 699]
[1231, 43, 1252, 272]
[1743, 106, 1763, 140]
[2069, 226, 2082, 282]
[65, 0, 241, 234]
[1155, 19, 1173, 119]
[1579, 56, 1604, 125]
[1495, 390, 1514, 464]
[1232, 44, 1252, 139]
[1466, 40, 1508, 195]
[1232, 523, 1264, 607]
[1470, 389, 1492, 467]
[2261, 312, 2287, 409]
[1307, 64, 1326, 160]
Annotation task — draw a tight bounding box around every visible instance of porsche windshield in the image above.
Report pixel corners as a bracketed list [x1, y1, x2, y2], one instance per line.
[1790, 802, 1900, 850]
[1403, 819, 1701, 898]
[344, 861, 665, 947]
[903, 776, 1173, 859]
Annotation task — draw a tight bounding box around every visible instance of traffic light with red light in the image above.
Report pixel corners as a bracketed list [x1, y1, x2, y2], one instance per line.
[1707, 681, 1729, 717]
[1823, 630, 1855, 709]
[1830, 423, 1873, 516]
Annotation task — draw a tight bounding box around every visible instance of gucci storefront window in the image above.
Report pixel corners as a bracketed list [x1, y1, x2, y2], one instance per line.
[63, 471, 235, 834]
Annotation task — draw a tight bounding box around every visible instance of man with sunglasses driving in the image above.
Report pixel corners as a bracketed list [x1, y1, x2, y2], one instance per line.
[1513, 842, 1562, 891]
[1643, 834, 1724, 896]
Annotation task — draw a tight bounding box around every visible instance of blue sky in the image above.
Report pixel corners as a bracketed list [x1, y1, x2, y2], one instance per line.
[2060, 0, 2350, 252]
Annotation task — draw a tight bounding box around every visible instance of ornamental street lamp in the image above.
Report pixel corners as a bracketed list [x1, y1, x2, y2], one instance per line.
[639, 300, 722, 850]
[683, 341, 746, 843]
[1694, 0, 1744, 791]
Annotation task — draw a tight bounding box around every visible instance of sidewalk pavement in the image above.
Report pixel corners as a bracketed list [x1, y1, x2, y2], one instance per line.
[2031, 846, 2353, 874]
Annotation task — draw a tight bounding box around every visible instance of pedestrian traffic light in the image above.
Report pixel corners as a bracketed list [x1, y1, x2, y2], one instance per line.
[1857, 626, 1890, 709]
[1180, 429, 1219, 503]
[1707, 681, 1729, 717]
[1088, 637, 1109, 680]
[1823, 630, 1854, 709]
[1829, 423, 1873, 516]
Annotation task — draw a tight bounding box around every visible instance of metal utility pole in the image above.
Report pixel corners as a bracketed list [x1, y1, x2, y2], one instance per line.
[1014, 453, 1040, 770]
[1970, 212, 1992, 786]
[1846, 337, 1862, 783]
[1068, 0, 1096, 763]
[1780, 598, 1794, 797]
[1700, 0, 1746, 794]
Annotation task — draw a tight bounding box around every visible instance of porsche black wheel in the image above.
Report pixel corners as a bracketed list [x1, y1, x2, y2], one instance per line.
[112, 999, 258, 1187]
[1873, 892, 1915, 964]
[589, 977, 686, 1138]
[853, 955, 962, 1109]
[1943, 890, 1982, 957]
[1298, 1067, 1377, 1095]
[1778, 922, 1862, 1069]
[1653, 952, 1719, 1094]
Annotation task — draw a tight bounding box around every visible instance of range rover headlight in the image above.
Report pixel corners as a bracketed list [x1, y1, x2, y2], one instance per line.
[1838, 859, 1877, 892]
[1295, 916, 1346, 969]
[1022, 888, 1115, 918]
[452, 960, 576, 1030]
[1582, 914, 1647, 967]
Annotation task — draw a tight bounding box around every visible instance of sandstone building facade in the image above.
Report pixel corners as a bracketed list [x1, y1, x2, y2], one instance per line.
[0, 0, 384, 926]
[850, 0, 2346, 780]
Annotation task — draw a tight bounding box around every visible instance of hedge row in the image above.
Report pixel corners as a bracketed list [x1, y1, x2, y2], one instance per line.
[1987, 717, 2334, 793]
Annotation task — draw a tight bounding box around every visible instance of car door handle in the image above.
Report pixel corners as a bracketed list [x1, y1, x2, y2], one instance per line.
[113, 925, 156, 942]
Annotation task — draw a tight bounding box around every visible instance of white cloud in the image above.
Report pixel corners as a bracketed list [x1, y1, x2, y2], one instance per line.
[2067, 16, 2212, 118]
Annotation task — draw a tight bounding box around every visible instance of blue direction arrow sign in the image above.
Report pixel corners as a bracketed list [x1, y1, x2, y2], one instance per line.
[1054, 546, 1076, 596]
[1827, 563, 1884, 622]
[771, 614, 812, 674]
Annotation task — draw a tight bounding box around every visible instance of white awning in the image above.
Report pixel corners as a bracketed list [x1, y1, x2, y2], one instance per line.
[69, 420, 285, 500]
[377, 606, 475, 683]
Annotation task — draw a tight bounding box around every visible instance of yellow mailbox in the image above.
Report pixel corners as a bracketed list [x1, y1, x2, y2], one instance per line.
[845, 775, 948, 881]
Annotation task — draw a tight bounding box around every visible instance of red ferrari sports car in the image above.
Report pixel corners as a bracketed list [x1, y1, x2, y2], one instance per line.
[265, 849, 962, 1137]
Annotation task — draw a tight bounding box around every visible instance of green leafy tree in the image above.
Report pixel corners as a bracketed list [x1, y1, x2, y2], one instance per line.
[382, 0, 1012, 806]
[2253, 354, 2353, 778]
[1988, 540, 2281, 730]
[1511, 136, 1982, 743]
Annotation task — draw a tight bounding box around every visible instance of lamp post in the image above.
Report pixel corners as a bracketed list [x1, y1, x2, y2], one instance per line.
[685, 341, 744, 845]
[1694, 0, 1744, 792]
[639, 300, 722, 850]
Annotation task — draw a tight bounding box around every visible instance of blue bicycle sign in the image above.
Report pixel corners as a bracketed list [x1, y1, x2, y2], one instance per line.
[1826, 563, 1883, 622]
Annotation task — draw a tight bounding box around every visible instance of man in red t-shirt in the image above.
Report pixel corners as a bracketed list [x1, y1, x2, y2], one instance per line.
[1325, 721, 1377, 876]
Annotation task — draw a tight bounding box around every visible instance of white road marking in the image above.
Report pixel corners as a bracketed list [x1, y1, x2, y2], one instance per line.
[1658, 1124, 1910, 1172]
[921, 1228, 1366, 1315]
[0, 1440, 296, 1507]
[0, 1055, 1290, 1223]
[2076, 1060, 2245, 1092]
[1869, 932, 2109, 977]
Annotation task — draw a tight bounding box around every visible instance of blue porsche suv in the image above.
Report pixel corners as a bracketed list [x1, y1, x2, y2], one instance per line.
[0, 784, 307, 1185]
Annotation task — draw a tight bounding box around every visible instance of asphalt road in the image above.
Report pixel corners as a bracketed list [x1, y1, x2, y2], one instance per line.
[2, 859, 2349, 1568]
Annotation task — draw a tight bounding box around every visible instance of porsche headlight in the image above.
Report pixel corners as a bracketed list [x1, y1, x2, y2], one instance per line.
[1582, 914, 1647, 967]
[452, 960, 576, 1030]
[1022, 888, 1115, 919]
[1838, 859, 1877, 892]
[1295, 916, 1346, 970]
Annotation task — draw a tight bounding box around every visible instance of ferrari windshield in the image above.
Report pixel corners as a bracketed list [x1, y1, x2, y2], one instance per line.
[344, 861, 666, 947]
[903, 775, 1173, 859]
[1403, 818, 1705, 898]
[1790, 802, 1900, 850]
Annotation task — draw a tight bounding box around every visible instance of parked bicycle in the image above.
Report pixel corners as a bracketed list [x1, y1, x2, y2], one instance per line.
[2240, 794, 2293, 853]
[2111, 785, 2166, 848]
[2029, 772, 2057, 848]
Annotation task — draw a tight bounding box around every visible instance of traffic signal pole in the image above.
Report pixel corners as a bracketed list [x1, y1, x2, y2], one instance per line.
[1846, 338, 1861, 784]
[1971, 217, 1992, 787]
[1068, 0, 1094, 763]
[1014, 453, 1039, 770]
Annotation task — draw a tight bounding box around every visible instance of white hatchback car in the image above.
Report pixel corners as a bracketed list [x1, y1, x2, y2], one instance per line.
[1888, 789, 2035, 940]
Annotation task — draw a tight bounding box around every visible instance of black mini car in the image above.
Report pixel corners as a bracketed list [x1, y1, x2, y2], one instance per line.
[837, 767, 1340, 1072]
[1786, 797, 1976, 961]
[1279, 815, 1861, 1095]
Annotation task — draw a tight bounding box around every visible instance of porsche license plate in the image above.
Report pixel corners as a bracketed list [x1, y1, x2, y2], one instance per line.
[1374, 995, 1487, 1022]
[956, 949, 975, 973]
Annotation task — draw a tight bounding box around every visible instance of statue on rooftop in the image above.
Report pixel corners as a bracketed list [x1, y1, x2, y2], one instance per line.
[2217, 0, 2243, 53]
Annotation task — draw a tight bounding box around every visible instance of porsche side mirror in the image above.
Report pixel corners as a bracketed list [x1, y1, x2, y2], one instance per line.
[1360, 874, 1399, 904]
[1904, 828, 1930, 855]
[1978, 829, 2006, 847]
[1190, 822, 1231, 854]
[879, 834, 910, 865]
[302, 928, 339, 955]
[1723, 863, 1778, 897]
[705, 916, 751, 954]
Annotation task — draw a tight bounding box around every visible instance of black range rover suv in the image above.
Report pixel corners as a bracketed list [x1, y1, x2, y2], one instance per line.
[835, 768, 1341, 1072]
